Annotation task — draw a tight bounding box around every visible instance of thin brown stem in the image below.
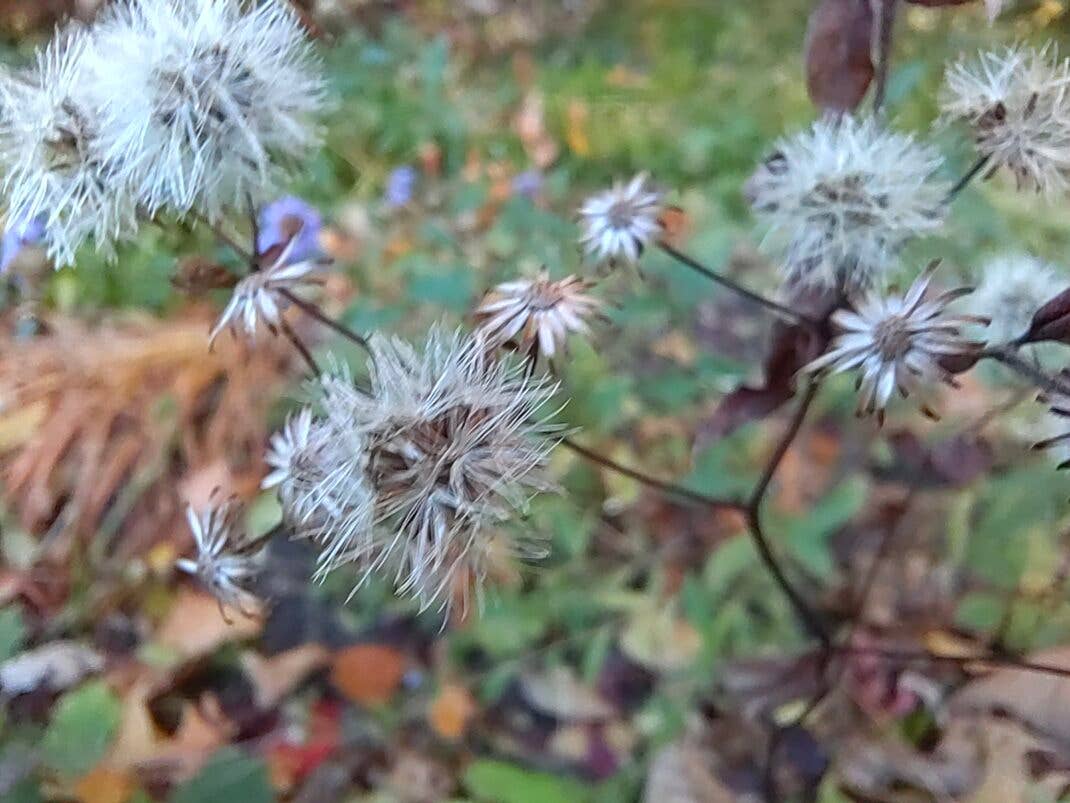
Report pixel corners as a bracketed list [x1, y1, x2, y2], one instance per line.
[561, 437, 744, 511]
[280, 288, 371, 353]
[946, 154, 991, 202]
[981, 344, 1070, 397]
[833, 643, 1070, 681]
[746, 382, 829, 645]
[657, 241, 818, 330]
[872, 0, 899, 113]
[194, 211, 254, 262]
[280, 318, 320, 376]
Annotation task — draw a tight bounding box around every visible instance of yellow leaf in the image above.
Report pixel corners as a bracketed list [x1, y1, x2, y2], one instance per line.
[74, 767, 134, 803]
[429, 683, 477, 740]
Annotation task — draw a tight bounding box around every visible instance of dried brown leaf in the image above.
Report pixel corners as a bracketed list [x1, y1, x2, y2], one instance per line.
[0, 308, 296, 559]
[805, 0, 874, 112]
[949, 646, 1070, 742]
[155, 589, 262, 662]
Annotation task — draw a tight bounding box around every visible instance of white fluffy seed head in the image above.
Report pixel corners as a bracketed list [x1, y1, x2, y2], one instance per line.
[964, 254, 1067, 345]
[83, 0, 326, 219]
[0, 27, 137, 266]
[746, 116, 949, 293]
[275, 327, 563, 614]
[941, 46, 1070, 194]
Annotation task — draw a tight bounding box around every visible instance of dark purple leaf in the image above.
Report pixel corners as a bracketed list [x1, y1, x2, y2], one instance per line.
[1023, 286, 1070, 344]
[805, 0, 875, 112]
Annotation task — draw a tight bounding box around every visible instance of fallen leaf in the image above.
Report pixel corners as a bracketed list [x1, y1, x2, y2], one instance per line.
[155, 589, 262, 662]
[330, 644, 406, 706]
[240, 645, 329, 709]
[949, 646, 1070, 742]
[520, 666, 614, 722]
[620, 608, 702, 673]
[73, 767, 134, 803]
[566, 100, 590, 157]
[429, 683, 477, 740]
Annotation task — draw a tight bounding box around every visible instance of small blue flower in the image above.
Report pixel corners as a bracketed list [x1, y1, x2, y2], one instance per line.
[0, 215, 45, 273]
[257, 197, 323, 264]
[512, 170, 543, 199]
[384, 165, 418, 208]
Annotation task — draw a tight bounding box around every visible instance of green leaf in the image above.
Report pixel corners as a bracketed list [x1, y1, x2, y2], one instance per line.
[0, 606, 26, 661]
[41, 681, 121, 778]
[464, 760, 591, 803]
[784, 478, 867, 578]
[170, 749, 273, 803]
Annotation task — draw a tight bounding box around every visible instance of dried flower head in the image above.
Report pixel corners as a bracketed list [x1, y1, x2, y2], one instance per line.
[275, 327, 563, 613]
[964, 254, 1067, 345]
[84, 0, 325, 219]
[262, 406, 316, 512]
[474, 270, 602, 361]
[578, 173, 663, 267]
[804, 262, 984, 421]
[209, 240, 325, 345]
[176, 501, 263, 617]
[746, 117, 948, 292]
[941, 46, 1070, 194]
[0, 29, 137, 266]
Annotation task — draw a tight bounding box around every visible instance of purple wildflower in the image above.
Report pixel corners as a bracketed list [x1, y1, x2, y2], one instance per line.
[0, 215, 45, 273]
[512, 170, 543, 199]
[257, 196, 323, 264]
[384, 165, 418, 208]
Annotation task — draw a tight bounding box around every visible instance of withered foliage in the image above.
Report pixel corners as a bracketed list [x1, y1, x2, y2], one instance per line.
[0, 306, 297, 559]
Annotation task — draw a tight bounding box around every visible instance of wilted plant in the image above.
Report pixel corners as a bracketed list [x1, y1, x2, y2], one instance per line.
[10, 1, 1070, 798]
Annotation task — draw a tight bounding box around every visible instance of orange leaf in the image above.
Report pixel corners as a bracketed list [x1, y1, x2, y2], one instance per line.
[330, 644, 406, 706]
[74, 767, 133, 803]
[429, 683, 477, 740]
[566, 100, 590, 157]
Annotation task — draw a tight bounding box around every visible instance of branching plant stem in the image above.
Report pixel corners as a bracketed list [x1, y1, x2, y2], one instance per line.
[657, 241, 819, 330]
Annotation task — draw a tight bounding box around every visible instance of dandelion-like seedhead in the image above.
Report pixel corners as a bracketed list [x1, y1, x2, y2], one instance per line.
[474, 270, 602, 361]
[965, 254, 1067, 345]
[209, 239, 326, 345]
[273, 327, 563, 613]
[941, 47, 1070, 194]
[84, 0, 325, 219]
[746, 117, 948, 293]
[578, 173, 663, 267]
[0, 29, 137, 266]
[804, 263, 984, 420]
[176, 501, 263, 616]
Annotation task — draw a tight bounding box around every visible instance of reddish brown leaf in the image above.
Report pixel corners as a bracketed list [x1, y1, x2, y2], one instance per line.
[697, 316, 830, 445]
[1023, 286, 1070, 344]
[805, 0, 875, 112]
